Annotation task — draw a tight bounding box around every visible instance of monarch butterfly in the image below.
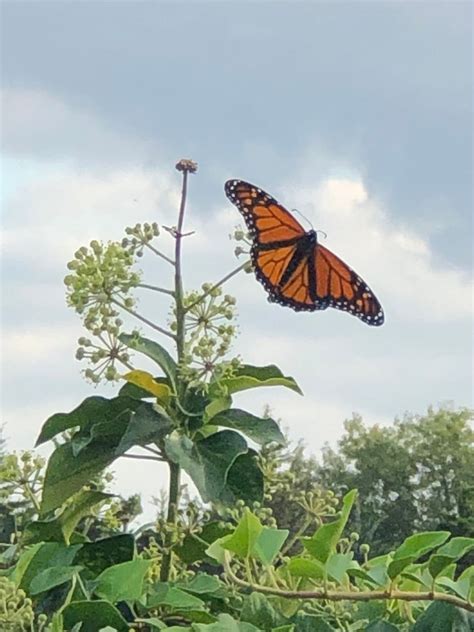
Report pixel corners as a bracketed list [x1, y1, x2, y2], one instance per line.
[225, 179, 384, 326]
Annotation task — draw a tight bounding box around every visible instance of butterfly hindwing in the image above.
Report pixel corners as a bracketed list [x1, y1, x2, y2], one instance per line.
[225, 179, 384, 326]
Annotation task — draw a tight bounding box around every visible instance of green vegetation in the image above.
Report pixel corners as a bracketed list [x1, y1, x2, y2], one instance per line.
[1, 160, 472, 630]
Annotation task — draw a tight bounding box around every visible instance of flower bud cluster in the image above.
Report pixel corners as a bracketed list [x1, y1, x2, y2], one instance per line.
[122, 222, 160, 258]
[0, 452, 45, 511]
[174, 286, 241, 388]
[64, 240, 140, 383]
[0, 576, 38, 630]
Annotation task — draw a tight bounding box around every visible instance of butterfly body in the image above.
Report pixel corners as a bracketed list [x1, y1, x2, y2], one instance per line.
[225, 179, 384, 326]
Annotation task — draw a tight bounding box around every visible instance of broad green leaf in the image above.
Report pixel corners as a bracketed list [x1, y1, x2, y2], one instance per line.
[287, 557, 325, 579]
[75, 534, 135, 577]
[12, 542, 81, 592]
[218, 364, 302, 396]
[221, 509, 263, 559]
[193, 613, 262, 631]
[253, 527, 289, 565]
[211, 408, 285, 446]
[63, 601, 128, 632]
[366, 621, 401, 631]
[221, 450, 264, 505]
[428, 537, 474, 579]
[119, 333, 177, 392]
[388, 531, 450, 580]
[205, 535, 232, 565]
[436, 576, 471, 600]
[177, 573, 224, 595]
[302, 489, 357, 563]
[114, 402, 173, 454]
[29, 565, 83, 595]
[293, 613, 334, 631]
[165, 430, 248, 503]
[23, 519, 66, 545]
[204, 396, 232, 422]
[175, 521, 232, 565]
[94, 559, 151, 602]
[122, 369, 172, 402]
[412, 601, 474, 631]
[41, 403, 171, 514]
[326, 552, 354, 584]
[36, 396, 141, 446]
[241, 592, 286, 629]
[147, 582, 206, 610]
[60, 490, 113, 543]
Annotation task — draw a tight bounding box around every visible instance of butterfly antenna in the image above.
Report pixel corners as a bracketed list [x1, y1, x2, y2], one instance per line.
[292, 208, 314, 230]
[316, 229, 327, 240]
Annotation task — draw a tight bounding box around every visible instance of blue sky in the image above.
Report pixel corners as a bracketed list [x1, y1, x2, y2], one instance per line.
[1, 2, 472, 514]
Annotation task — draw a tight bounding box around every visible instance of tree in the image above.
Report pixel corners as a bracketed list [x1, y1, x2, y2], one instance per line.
[316, 407, 474, 555]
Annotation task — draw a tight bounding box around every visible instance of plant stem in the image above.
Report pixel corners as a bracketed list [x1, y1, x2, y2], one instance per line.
[111, 298, 175, 340]
[184, 260, 249, 313]
[120, 453, 163, 462]
[160, 163, 192, 582]
[222, 554, 474, 613]
[144, 242, 175, 265]
[137, 283, 175, 296]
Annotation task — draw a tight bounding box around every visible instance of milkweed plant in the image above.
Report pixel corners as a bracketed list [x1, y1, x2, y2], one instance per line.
[3, 160, 472, 631]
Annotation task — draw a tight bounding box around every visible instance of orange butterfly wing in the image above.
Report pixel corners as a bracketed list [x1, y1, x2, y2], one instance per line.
[225, 180, 384, 326]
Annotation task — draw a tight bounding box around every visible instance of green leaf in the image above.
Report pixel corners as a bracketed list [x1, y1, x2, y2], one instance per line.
[293, 613, 334, 632]
[193, 613, 262, 631]
[75, 534, 135, 577]
[40, 403, 171, 514]
[176, 572, 224, 595]
[165, 430, 248, 503]
[119, 333, 177, 392]
[147, 582, 206, 610]
[29, 565, 83, 595]
[325, 552, 354, 584]
[387, 531, 450, 580]
[174, 521, 232, 565]
[287, 557, 325, 579]
[204, 396, 232, 422]
[63, 601, 129, 632]
[114, 402, 173, 454]
[302, 489, 357, 563]
[12, 542, 81, 593]
[222, 451, 264, 505]
[221, 509, 263, 559]
[134, 618, 166, 630]
[241, 592, 286, 629]
[412, 601, 474, 631]
[60, 490, 114, 542]
[436, 576, 471, 601]
[218, 363, 302, 395]
[210, 408, 285, 446]
[94, 559, 151, 602]
[36, 396, 141, 446]
[122, 369, 171, 402]
[428, 536, 474, 579]
[365, 621, 401, 631]
[23, 519, 67, 545]
[253, 527, 289, 565]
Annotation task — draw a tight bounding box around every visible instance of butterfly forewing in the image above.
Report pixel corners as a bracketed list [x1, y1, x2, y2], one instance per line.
[225, 180, 305, 245]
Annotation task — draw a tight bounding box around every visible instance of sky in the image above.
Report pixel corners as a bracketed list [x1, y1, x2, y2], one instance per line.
[1, 1, 472, 518]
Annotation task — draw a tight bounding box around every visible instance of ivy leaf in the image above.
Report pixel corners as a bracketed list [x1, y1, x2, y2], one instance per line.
[412, 601, 474, 631]
[204, 396, 232, 422]
[387, 531, 450, 580]
[287, 557, 325, 579]
[428, 537, 474, 579]
[165, 430, 248, 503]
[75, 534, 135, 577]
[94, 559, 152, 602]
[36, 396, 141, 446]
[122, 369, 172, 403]
[192, 613, 262, 631]
[216, 364, 302, 396]
[220, 509, 263, 559]
[222, 451, 264, 506]
[211, 408, 285, 446]
[63, 601, 129, 632]
[147, 582, 206, 610]
[253, 527, 289, 565]
[302, 489, 357, 563]
[29, 565, 83, 595]
[241, 592, 287, 629]
[119, 333, 177, 392]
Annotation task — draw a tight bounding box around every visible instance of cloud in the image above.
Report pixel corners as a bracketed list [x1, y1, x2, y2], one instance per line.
[1, 88, 154, 165]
